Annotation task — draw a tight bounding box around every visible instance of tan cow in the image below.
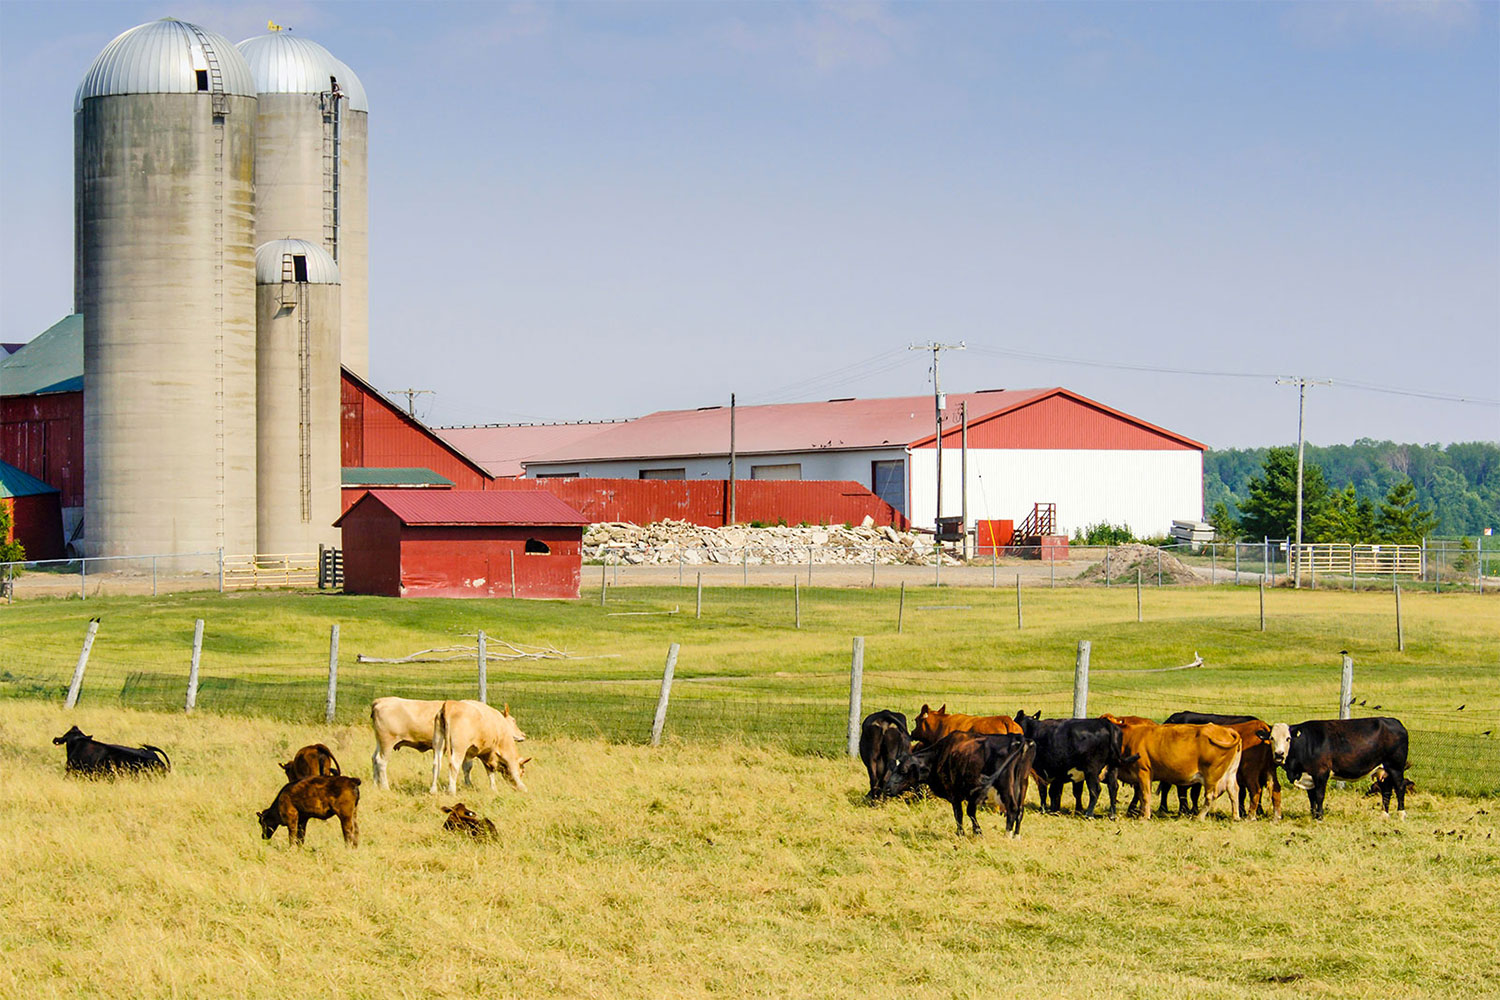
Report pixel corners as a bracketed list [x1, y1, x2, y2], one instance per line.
[371, 697, 526, 790]
[430, 701, 531, 796]
[1115, 721, 1242, 821]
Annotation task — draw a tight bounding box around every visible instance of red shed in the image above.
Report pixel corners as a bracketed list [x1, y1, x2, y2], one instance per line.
[1, 460, 65, 561]
[334, 490, 588, 599]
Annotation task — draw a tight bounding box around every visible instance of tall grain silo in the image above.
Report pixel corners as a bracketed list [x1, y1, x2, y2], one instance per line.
[75, 18, 258, 559]
[237, 32, 369, 378]
[255, 240, 342, 554]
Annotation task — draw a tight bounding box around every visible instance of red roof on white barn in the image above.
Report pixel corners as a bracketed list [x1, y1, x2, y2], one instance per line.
[435, 421, 630, 478]
[522, 388, 1203, 467]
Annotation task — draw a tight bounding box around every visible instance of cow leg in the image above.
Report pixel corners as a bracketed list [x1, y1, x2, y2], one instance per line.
[1102, 769, 1120, 820]
[1393, 767, 1408, 820]
[1309, 773, 1329, 820]
[504, 757, 529, 793]
[1379, 777, 1393, 818]
[1070, 781, 1084, 816]
[1136, 769, 1152, 821]
[1080, 773, 1101, 819]
[951, 798, 966, 837]
[447, 749, 463, 796]
[1046, 779, 1063, 814]
[968, 794, 983, 836]
[372, 747, 386, 789]
[1270, 769, 1283, 822]
[1158, 783, 1172, 817]
[339, 811, 358, 848]
[462, 757, 477, 789]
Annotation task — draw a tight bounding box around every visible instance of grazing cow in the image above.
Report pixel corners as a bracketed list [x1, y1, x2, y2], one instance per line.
[281, 743, 341, 783]
[985, 738, 1038, 839]
[257, 775, 361, 847]
[1113, 721, 1242, 821]
[880, 731, 1026, 836]
[440, 802, 499, 841]
[371, 697, 526, 790]
[858, 710, 911, 800]
[1266, 717, 1409, 820]
[431, 701, 531, 796]
[1013, 710, 1134, 819]
[1161, 712, 1283, 821]
[52, 726, 170, 777]
[912, 704, 1022, 744]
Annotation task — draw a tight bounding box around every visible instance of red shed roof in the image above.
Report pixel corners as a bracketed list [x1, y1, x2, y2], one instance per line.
[334, 489, 589, 527]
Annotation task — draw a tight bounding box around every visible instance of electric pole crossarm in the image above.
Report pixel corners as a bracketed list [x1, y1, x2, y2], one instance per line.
[908, 342, 965, 532]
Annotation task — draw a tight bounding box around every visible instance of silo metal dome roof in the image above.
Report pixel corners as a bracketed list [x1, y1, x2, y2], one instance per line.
[255, 239, 341, 284]
[237, 33, 368, 112]
[75, 18, 255, 112]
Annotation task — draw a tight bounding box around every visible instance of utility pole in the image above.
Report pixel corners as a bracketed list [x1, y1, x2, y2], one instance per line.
[385, 387, 434, 417]
[728, 392, 737, 525]
[909, 342, 965, 531]
[960, 401, 969, 559]
[1275, 376, 1331, 589]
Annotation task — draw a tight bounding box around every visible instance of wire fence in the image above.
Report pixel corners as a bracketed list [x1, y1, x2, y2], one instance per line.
[0, 550, 321, 601]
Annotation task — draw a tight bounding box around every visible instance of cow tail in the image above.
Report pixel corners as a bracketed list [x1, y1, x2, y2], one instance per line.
[1206, 732, 1239, 751]
[144, 745, 171, 771]
[326, 748, 342, 776]
[432, 703, 450, 785]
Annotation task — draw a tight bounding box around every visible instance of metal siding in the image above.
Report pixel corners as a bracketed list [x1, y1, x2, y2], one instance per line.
[340, 373, 490, 488]
[339, 501, 402, 596]
[924, 393, 1198, 451]
[9, 492, 66, 561]
[395, 526, 582, 600]
[1, 391, 84, 508]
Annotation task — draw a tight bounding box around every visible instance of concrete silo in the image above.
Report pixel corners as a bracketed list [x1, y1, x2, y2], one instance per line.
[255, 240, 342, 554]
[237, 32, 370, 378]
[75, 18, 258, 559]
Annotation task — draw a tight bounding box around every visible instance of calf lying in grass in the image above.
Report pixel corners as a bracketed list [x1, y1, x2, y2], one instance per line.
[441, 802, 498, 840]
[258, 775, 360, 848]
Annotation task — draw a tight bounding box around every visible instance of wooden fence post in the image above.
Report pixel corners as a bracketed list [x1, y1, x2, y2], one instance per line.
[477, 630, 488, 703]
[794, 577, 801, 629]
[1072, 640, 1090, 719]
[847, 637, 864, 757]
[510, 551, 516, 599]
[185, 618, 203, 712]
[1105, 548, 1111, 587]
[1395, 585, 1404, 652]
[897, 581, 906, 634]
[650, 643, 679, 746]
[64, 618, 99, 709]
[325, 624, 339, 724]
[1136, 567, 1142, 622]
[695, 572, 702, 619]
[1339, 651, 1353, 719]
[1259, 579, 1266, 632]
[600, 559, 607, 606]
[1015, 573, 1023, 630]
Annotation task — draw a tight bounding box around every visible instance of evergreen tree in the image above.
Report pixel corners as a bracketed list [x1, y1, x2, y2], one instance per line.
[1238, 446, 1330, 541]
[1309, 485, 1374, 542]
[1375, 479, 1438, 544]
[1207, 500, 1240, 541]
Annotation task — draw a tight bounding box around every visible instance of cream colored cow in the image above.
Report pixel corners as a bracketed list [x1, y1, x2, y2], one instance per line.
[430, 700, 530, 796]
[370, 697, 525, 790]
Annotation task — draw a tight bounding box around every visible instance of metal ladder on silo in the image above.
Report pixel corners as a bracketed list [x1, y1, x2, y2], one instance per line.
[320, 83, 344, 261]
[188, 21, 231, 547]
[282, 255, 314, 523]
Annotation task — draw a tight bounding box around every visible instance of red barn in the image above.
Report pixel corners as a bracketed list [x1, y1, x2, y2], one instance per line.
[1, 461, 65, 561]
[335, 490, 587, 599]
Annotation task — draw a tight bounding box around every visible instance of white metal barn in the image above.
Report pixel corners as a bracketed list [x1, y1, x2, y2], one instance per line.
[520, 387, 1205, 536]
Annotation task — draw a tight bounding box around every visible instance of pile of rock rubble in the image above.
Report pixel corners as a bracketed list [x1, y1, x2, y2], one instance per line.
[584, 518, 964, 566]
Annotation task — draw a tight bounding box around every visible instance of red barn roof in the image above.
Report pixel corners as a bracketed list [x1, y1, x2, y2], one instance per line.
[334, 489, 588, 527]
[436, 422, 630, 478]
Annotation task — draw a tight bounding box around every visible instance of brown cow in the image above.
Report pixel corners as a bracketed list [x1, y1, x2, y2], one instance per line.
[281, 743, 341, 782]
[257, 775, 361, 847]
[441, 802, 499, 841]
[1160, 712, 1283, 821]
[912, 704, 1022, 744]
[430, 701, 531, 796]
[1114, 721, 1242, 821]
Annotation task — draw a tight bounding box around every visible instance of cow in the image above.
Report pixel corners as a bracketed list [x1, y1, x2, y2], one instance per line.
[53, 726, 170, 777]
[1265, 717, 1409, 820]
[282, 743, 341, 783]
[1113, 721, 1242, 821]
[371, 697, 526, 790]
[257, 775, 361, 848]
[858, 710, 910, 800]
[1161, 711, 1283, 821]
[912, 704, 1022, 744]
[1013, 710, 1134, 819]
[880, 731, 1028, 836]
[441, 802, 499, 841]
[430, 701, 531, 796]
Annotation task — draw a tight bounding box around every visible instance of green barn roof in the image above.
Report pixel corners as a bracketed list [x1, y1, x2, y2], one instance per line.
[341, 467, 455, 487]
[0, 314, 83, 397]
[0, 461, 61, 498]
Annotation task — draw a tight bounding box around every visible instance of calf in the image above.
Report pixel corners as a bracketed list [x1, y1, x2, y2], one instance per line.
[881, 731, 1025, 836]
[440, 802, 499, 841]
[859, 710, 911, 800]
[1115, 721, 1242, 821]
[1267, 717, 1409, 820]
[982, 738, 1038, 838]
[257, 775, 361, 847]
[1364, 767, 1416, 800]
[53, 725, 170, 777]
[1013, 710, 1133, 819]
[431, 701, 531, 795]
[281, 743, 341, 782]
[1161, 711, 1282, 821]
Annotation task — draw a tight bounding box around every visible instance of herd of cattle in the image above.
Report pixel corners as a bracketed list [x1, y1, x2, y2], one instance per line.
[50, 695, 1413, 846]
[861, 704, 1413, 836]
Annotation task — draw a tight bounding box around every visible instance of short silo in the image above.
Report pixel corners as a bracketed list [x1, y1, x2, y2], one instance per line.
[75, 18, 258, 559]
[237, 32, 370, 378]
[255, 239, 342, 554]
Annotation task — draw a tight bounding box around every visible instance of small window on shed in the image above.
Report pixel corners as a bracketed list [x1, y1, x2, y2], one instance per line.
[196, 70, 210, 91]
[524, 538, 550, 555]
[292, 254, 309, 282]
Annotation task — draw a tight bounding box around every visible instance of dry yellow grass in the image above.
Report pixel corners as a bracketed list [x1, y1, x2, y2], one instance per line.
[2, 701, 1497, 999]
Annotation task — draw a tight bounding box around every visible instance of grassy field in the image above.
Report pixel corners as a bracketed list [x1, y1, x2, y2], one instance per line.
[1, 584, 1496, 790]
[2, 701, 1498, 999]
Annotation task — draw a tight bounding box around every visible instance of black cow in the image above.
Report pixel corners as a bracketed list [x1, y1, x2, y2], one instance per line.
[1014, 710, 1134, 819]
[880, 731, 1026, 836]
[1266, 717, 1409, 820]
[53, 725, 171, 777]
[859, 710, 911, 800]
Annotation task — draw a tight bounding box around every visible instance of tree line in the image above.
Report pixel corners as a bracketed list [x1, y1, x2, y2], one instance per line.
[1204, 440, 1498, 542]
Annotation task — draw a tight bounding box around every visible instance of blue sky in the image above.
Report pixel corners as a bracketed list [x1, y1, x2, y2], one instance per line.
[2, 1, 1496, 447]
